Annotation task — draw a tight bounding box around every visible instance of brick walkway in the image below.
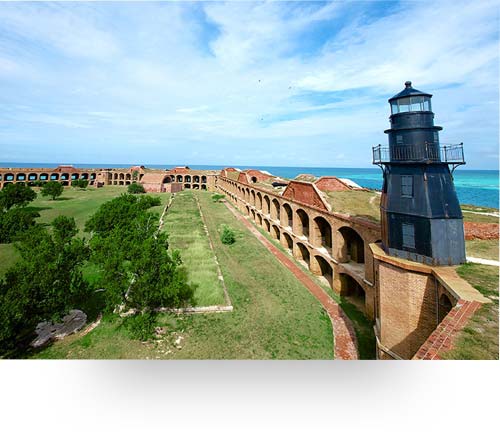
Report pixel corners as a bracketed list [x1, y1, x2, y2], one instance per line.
[224, 202, 359, 360]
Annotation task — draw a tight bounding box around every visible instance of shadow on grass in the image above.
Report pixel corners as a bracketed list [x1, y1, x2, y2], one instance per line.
[4, 289, 107, 359]
[337, 297, 376, 360]
[24, 206, 52, 213]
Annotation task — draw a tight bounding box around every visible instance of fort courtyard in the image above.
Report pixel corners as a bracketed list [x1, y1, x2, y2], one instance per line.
[0, 162, 497, 360]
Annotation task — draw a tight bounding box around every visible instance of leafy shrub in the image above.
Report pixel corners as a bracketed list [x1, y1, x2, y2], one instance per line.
[0, 183, 37, 210]
[0, 218, 90, 354]
[212, 193, 225, 203]
[128, 183, 145, 194]
[71, 179, 89, 189]
[84, 194, 160, 236]
[220, 224, 236, 245]
[41, 181, 63, 200]
[86, 193, 194, 313]
[0, 207, 40, 243]
[124, 312, 157, 341]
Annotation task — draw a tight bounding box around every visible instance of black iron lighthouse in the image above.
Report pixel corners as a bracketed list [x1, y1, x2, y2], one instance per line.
[373, 81, 466, 265]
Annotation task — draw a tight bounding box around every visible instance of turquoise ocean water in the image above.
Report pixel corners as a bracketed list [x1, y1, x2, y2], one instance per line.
[1, 163, 498, 209]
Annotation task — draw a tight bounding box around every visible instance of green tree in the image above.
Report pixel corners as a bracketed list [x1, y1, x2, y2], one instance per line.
[0, 183, 37, 210]
[41, 181, 63, 200]
[0, 207, 40, 243]
[84, 194, 160, 236]
[86, 194, 194, 312]
[128, 183, 145, 194]
[127, 231, 195, 310]
[0, 217, 90, 354]
[71, 179, 89, 189]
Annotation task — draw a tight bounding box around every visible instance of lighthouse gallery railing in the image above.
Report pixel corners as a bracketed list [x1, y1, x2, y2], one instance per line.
[372, 142, 465, 165]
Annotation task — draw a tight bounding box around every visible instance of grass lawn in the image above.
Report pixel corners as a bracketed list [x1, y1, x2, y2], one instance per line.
[251, 216, 376, 359]
[31, 191, 334, 359]
[0, 243, 19, 278]
[466, 239, 499, 261]
[162, 192, 225, 306]
[0, 186, 170, 279]
[442, 263, 499, 360]
[324, 190, 381, 222]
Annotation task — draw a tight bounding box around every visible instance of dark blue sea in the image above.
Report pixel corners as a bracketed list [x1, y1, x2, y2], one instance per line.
[1, 162, 498, 209]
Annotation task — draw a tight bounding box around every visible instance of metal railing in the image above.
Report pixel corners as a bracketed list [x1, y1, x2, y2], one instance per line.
[372, 142, 465, 165]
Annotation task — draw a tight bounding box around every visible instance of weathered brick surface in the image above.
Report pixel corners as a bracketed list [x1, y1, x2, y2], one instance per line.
[464, 222, 499, 240]
[378, 261, 439, 359]
[315, 177, 352, 192]
[282, 181, 329, 211]
[413, 300, 483, 360]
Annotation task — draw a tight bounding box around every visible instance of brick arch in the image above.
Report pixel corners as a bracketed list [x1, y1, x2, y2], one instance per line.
[185, 175, 191, 183]
[256, 192, 262, 210]
[119, 173, 125, 180]
[438, 292, 453, 323]
[256, 213, 263, 226]
[281, 231, 293, 252]
[295, 242, 310, 267]
[311, 254, 333, 287]
[16, 173, 26, 181]
[162, 175, 171, 183]
[339, 272, 366, 313]
[193, 175, 200, 183]
[263, 218, 271, 233]
[176, 175, 183, 182]
[271, 224, 280, 240]
[271, 198, 280, 221]
[338, 226, 365, 264]
[28, 173, 38, 181]
[263, 195, 270, 215]
[282, 203, 293, 227]
[313, 216, 332, 253]
[295, 208, 310, 239]
[250, 189, 256, 206]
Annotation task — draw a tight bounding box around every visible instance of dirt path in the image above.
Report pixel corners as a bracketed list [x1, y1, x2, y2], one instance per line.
[224, 201, 358, 360]
[467, 256, 500, 267]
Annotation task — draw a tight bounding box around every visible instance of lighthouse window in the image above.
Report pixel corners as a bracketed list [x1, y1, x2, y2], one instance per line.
[401, 175, 413, 197]
[423, 97, 431, 111]
[410, 96, 424, 111]
[391, 101, 399, 114]
[396, 135, 403, 145]
[398, 97, 411, 113]
[402, 223, 416, 249]
[433, 131, 439, 143]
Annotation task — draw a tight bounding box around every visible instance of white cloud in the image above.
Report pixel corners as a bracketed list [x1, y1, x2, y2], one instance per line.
[0, 0, 497, 168]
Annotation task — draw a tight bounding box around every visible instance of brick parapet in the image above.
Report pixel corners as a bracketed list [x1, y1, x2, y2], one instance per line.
[412, 300, 483, 360]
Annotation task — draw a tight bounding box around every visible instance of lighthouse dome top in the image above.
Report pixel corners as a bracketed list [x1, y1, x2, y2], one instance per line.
[389, 81, 433, 115]
[388, 81, 432, 102]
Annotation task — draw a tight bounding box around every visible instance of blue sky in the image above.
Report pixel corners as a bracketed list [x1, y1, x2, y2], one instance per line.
[0, 0, 498, 169]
